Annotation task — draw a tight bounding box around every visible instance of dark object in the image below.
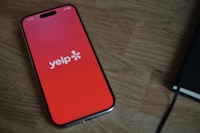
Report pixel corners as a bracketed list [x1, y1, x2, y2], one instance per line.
[156, 88, 179, 133]
[156, 24, 200, 133]
[40, 11, 56, 18]
[172, 26, 200, 101]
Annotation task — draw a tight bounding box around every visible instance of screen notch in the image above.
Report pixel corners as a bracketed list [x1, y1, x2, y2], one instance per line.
[40, 11, 56, 18]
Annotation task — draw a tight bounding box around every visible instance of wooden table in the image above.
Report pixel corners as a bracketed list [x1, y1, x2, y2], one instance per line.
[0, 0, 200, 132]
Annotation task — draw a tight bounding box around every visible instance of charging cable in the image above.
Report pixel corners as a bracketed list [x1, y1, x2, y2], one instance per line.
[156, 88, 180, 133]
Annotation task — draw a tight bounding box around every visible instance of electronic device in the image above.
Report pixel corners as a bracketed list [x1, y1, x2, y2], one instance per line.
[21, 5, 115, 127]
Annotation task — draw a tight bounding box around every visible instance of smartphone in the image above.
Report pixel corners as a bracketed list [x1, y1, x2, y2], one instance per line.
[21, 5, 115, 127]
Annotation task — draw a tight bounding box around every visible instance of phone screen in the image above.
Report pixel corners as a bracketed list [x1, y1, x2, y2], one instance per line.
[21, 5, 114, 126]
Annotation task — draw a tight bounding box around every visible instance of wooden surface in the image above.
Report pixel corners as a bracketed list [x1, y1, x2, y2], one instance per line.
[0, 0, 200, 133]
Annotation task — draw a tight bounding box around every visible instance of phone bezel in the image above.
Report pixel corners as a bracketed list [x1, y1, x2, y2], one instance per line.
[20, 4, 115, 127]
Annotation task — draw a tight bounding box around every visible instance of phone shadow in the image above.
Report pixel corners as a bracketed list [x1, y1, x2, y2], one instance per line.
[163, 1, 200, 89]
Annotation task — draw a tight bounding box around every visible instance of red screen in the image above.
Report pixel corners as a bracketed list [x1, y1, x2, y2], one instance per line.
[21, 5, 114, 125]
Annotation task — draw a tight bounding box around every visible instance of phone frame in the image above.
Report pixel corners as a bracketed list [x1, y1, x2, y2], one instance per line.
[20, 4, 115, 127]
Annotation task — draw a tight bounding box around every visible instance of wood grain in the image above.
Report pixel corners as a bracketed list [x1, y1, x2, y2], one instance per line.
[0, 0, 200, 133]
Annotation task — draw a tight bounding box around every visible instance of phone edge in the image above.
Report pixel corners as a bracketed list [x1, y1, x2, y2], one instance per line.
[20, 4, 116, 127]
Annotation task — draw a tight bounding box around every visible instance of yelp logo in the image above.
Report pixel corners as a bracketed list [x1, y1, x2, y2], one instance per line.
[49, 50, 81, 69]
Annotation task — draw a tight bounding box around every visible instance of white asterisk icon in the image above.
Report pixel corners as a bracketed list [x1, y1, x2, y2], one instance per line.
[71, 50, 81, 61]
